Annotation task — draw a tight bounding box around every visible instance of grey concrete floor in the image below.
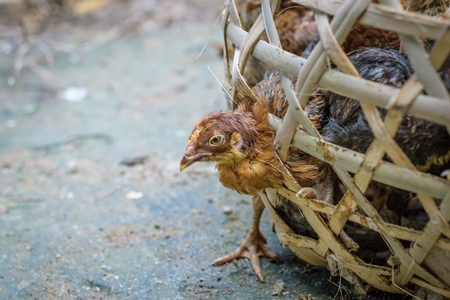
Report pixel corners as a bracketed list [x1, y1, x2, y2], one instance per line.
[0, 2, 390, 299]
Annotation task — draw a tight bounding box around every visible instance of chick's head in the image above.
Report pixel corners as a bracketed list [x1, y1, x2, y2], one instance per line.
[180, 110, 258, 171]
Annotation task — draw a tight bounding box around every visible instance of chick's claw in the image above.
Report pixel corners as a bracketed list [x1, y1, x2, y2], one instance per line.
[211, 230, 281, 282]
[296, 187, 318, 199]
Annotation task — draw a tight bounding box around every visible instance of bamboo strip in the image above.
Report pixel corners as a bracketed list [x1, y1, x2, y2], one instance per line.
[276, 230, 317, 249]
[233, 0, 280, 101]
[221, 4, 234, 109]
[429, 30, 450, 72]
[313, 7, 383, 239]
[261, 0, 306, 162]
[410, 277, 450, 298]
[260, 0, 281, 47]
[406, 190, 450, 277]
[329, 254, 391, 277]
[312, 11, 362, 236]
[379, 0, 449, 100]
[441, 190, 450, 220]
[260, 191, 327, 265]
[442, 227, 450, 240]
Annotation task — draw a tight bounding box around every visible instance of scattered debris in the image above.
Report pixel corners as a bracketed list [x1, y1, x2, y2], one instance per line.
[237, 278, 246, 286]
[18, 280, 31, 290]
[106, 225, 141, 248]
[58, 87, 88, 102]
[66, 160, 78, 173]
[271, 279, 285, 296]
[299, 294, 317, 300]
[222, 206, 232, 215]
[126, 191, 144, 200]
[120, 155, 149, 167]
[191, 209, 203, 215]
[183, 285, 217, 300]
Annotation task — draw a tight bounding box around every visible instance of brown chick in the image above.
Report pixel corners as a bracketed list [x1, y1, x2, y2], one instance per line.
[180, 74, 324, 282]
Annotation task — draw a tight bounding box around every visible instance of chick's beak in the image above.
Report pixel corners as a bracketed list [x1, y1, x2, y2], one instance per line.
[180, 145, 210, 172]
[180, 155, 195, 172]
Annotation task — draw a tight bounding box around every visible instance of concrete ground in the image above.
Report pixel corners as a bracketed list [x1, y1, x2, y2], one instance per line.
[0, 1, 389, 299]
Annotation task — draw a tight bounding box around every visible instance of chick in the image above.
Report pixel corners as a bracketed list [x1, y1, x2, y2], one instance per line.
[180, 72, 324, 282]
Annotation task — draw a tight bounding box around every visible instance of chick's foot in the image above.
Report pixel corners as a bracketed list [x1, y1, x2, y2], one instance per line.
[211, 195, 281, 282]
[211, 229, 281, 282]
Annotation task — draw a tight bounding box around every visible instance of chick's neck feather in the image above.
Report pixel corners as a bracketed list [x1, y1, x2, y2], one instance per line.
[215, 98, 286, 195]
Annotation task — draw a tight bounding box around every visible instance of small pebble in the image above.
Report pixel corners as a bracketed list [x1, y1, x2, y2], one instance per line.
[222, 206, 233, 215]
[59, 87, 88, 102]
[271, 279, 285, 296]
[126, 191, 144, 200]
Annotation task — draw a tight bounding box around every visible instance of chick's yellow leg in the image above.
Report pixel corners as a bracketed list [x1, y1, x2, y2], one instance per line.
[211, 195, 281, 282]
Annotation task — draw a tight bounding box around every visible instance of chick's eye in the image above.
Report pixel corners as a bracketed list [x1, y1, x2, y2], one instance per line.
[209, 135, 224, 146]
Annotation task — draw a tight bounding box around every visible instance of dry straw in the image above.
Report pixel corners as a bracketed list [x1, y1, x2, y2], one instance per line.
[222, 0, 450, 296]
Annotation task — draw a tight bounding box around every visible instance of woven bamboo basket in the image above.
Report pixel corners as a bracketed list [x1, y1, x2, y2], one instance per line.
[221, 0, 450, 297]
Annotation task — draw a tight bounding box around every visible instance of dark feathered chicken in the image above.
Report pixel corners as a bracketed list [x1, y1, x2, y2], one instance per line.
[308, 47, 450, 224]
[408, 0, 449, 16]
